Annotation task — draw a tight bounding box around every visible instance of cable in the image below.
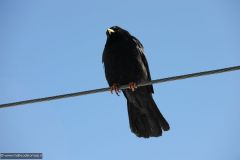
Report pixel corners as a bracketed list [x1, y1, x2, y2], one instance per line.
[0, 65, 239, 109]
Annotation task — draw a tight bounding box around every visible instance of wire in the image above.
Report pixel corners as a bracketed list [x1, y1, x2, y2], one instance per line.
[0, 65, 239, 109]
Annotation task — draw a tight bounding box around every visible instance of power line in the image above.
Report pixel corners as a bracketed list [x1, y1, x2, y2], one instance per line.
[0, 65, 239, 109]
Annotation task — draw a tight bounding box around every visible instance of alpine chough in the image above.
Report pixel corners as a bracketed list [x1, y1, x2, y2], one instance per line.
[102, 26, 170, 138]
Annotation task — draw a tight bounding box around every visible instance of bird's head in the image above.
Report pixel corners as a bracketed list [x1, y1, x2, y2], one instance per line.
[106, 26, 131, 39]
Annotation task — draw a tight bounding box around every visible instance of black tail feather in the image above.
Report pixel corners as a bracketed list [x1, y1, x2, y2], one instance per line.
[125, 89, 170, 138]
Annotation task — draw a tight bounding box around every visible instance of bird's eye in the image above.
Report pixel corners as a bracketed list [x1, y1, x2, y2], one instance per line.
[113, 27, 120, 32]
[116, 29, 120, 32]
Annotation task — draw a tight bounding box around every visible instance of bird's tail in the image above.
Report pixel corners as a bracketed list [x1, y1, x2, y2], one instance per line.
[125, 90, 170, 138]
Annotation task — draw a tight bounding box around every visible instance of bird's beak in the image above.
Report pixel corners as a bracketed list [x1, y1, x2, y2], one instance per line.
[107, 28, 115, 35]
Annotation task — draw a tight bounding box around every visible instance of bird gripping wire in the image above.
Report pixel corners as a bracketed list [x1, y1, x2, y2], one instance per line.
[0, 65, 239, 109]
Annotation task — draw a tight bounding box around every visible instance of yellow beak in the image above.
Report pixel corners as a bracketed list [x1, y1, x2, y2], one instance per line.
[107, 28, 115, 35]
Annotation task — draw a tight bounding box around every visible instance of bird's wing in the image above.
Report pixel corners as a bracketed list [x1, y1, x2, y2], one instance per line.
[132, 36, 154, 93]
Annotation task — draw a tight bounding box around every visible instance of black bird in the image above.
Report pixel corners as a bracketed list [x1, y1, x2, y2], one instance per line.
[102, 26, 170, 138]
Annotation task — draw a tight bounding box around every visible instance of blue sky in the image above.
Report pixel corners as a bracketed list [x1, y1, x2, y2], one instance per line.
[0, 0, 240, 159]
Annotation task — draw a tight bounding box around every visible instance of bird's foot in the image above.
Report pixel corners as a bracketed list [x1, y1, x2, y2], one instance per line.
[128, 82, 137, 92]
[110, 83, 120, 96]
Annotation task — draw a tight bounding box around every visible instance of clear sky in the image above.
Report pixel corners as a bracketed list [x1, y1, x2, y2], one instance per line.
[0, 0, 240, 160]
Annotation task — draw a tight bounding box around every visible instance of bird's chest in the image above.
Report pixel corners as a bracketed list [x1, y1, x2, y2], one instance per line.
[106, 45, 138, 70]
[104, 45, 142, 83]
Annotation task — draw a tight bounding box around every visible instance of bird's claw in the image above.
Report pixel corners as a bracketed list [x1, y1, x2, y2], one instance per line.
[128, 82, 137, 92]
[110, 83, 120, 96]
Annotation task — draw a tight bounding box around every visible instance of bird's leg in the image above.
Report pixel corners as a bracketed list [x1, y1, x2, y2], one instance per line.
[110, 83, 120, 96]
[128, 82, 137, 92]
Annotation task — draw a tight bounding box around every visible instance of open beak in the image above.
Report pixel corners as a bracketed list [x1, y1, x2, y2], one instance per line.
[107, 28, 115, 35]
